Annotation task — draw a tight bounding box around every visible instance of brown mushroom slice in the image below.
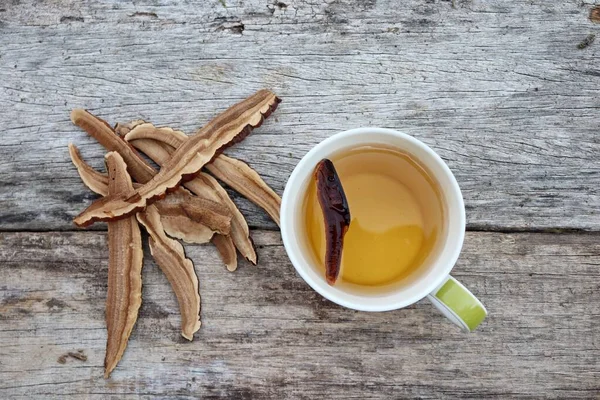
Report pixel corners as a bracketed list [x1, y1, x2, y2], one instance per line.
[125, 125, 281, 227]
[195, 173, 255, 266]
[211, 233, 238, 272]
[136, 205, 201, 341]
[155, 193, 231, 236]
[129, 137, 243, 270]
[315, 159, 351, 286]
[68, 144, 111, 196]
[160, 215, 215, 244]
[125, 124, 187, 148]
[69, 148, 202, 341]
[68, 113, 225, 244]
[71, 109, 156, 184]
[104, 152, 144, 379]
[68, 144, 215, 244]
[129, 136, 256, 265]
[127, 138, 174, 168]
[207, 155, 281, 227]
[114, 119, 146, 137]
[73, 89, 280, 227]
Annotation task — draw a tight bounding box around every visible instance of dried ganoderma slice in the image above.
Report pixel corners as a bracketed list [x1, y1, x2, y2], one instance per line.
[68, 144, 216, 244]
[70, 148, 202, 341]
[207, 155, 281, 227]
[315, 159, 351, 286]
[130, 137, 242, 270]
[73, 89, 280, 226]
[136, 205, 201, 341]
[125, 124, 282, 227]
[155, 193, 232, 236]
[125, 124, 187, 148]
[71, 109, 156, 184]
[155, 189, 232, 230]
[104, 151, 144, 379]
[129, 135, 256, 266]
[114, 119, 146, 137]
[68, 144, 111, 196]
[68, 112, 229, 242]
[159, 214, 216, 244]
[195, 172, 254, 268]
[211, 233, 238, 272]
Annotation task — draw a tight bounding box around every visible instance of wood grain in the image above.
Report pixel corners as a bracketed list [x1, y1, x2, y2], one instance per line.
[1, 0, 600, 398]
[0, 230, 599, 398]
[0, 0, 599, 231]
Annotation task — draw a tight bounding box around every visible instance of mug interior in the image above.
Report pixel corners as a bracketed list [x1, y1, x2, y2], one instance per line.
[280, 128, 465, 311]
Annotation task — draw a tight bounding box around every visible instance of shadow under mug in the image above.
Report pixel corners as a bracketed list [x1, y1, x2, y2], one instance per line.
[280, 128, 487, 332]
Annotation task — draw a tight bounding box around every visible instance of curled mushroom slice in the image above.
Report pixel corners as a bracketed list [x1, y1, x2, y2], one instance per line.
[103, 152, 143, 379]
[71, 109, 156, 184]
[70, 148, 202, 342]
[68, 113, 225, 244]
[68, 144, 110, 196]
[207, 155, 281, 227]
[125, 124, 281, 227]
[127, 138, 174, 168]
[160, 215, 216, 244]
[68, 144, 215, 244]
[73, 89, 280, 227]
[136, 205, 201, 341]
[155, 193, 231, 236]
[125, 124, 187, 148]
[128, 135, 256, 265]
[315, 159, 351, 286]
[195, 173, 256, 266]
[114, 119, 146, 137]
[211, 234, 238, 272]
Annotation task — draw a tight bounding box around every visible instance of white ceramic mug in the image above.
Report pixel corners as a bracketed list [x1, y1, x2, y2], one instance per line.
[280, 128, 487, 332]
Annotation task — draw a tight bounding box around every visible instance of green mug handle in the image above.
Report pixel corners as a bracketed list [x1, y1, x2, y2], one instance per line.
[427, 276, 487, 332]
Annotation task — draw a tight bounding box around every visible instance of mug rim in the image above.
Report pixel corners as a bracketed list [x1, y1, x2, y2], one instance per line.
[280, 127, 466, 311]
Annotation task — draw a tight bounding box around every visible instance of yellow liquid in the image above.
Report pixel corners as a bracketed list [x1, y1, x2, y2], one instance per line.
[303, 146, 444, 287]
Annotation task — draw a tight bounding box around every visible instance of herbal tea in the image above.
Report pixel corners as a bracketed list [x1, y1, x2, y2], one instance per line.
[303, 146, 445, 287]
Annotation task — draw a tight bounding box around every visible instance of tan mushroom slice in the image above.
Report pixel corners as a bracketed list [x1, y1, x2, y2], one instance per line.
[129, 136, 256, 266]
[159, 215, 215, 244]
[68, 144, 111, 196]
[211, 233, 238, 272]
[195, 172, 256, 267]
[125, 124, 281, 227]
[136, 205, 201, 341]
[207, 155, 281, 227]
[70, 108, 183, 192]
[68, 144, 216, 244]
[125, 124, 187, 148]
[73, 89, 280, 227]
[69, 149, 201, 342]
[68, 112, 227, 243]
[71, 109, 156, 183]
[114, 119, 147, 137]
[154, 192, 231, 236]
[103, 152, 143, 379]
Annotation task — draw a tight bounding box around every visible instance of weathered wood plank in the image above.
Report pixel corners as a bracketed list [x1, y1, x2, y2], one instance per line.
[1, 0, 599, 231]
[0, 230, 599, 398]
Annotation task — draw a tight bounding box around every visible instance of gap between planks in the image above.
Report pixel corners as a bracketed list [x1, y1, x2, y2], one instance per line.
[2, 227, 599, 235]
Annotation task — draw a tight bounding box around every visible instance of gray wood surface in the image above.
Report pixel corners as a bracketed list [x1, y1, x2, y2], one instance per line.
[1, 0, 599, 231]
[1, 231, 599, 399]
[1, 0, 600, 398]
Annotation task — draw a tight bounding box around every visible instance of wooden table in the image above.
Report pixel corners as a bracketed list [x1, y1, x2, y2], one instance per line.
[1, 1, 599, 398]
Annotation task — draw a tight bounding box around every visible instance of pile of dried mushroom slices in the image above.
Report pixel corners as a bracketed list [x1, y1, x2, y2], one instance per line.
[68, 89, 282, 378]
